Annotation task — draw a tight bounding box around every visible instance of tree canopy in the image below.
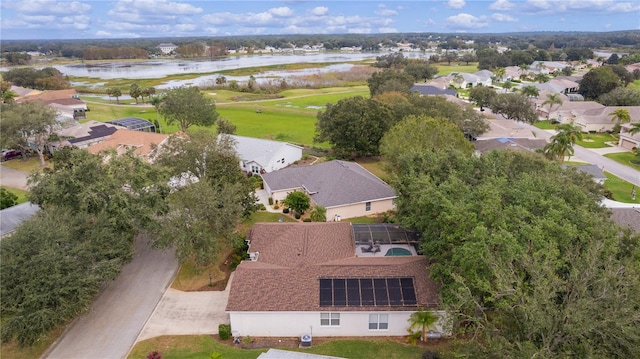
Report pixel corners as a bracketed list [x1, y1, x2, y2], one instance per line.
[391, 150, 640, 358]
[578, 66, 622, 100]
[283, 191, 311, 215]
[315, 96, 396, 158]
[468, 85, 497, 111]
[367, 69, 415, 96]
[159, 86, 218, 132]
[489, 93, 538, 124]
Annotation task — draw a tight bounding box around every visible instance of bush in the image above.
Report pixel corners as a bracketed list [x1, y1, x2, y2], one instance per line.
[303, 218, 312, 222]
[422, 351, 440, 359]
[268, 197, 273, 205]
[219, 324, 231, 340]
[147, 351, 162, 359]
[295, 212, 301, 219]
[283, 208, 290, 213]
[274, 204, 279, 210]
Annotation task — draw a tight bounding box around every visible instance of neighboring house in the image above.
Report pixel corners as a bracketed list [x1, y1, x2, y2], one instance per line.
[530, 61, 569, 74]
[50, 120, 124, 151]
[44, 97, 88, 120]
[225, 134, 303, 175]
[618, 123, 640, 150]
[409, 84, 457, 97]
[563, 164, 607, 184]
[451, 71, 492, 88]
[555, 106, 640, 133]
[0, 202, 40, 238]
[106, 117, 156, 132]
[474, 138, 548, 156]
[157, 43, 177, 54]
[424, 76, 452, 89]
[261, 160, 397, 221]
[532, 79, 579, 95]
[15, 88, 87, 121]
[226, 222, 444, 338]
[87, 129, 169, 162]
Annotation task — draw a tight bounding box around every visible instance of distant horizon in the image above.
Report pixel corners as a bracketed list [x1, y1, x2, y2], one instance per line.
[1, 0, 639, 41]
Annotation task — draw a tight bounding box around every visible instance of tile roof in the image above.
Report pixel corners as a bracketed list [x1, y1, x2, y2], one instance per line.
[410, 85, 457, 96]
[18, 89, 77, 102]
[261, 160, 396, 208]
[226, 134, 302, 167]
[474, 138, 548, 153]
[87, 129, 169, 159]
[68, 124, 120, 144]
[226, 222, 439, 312]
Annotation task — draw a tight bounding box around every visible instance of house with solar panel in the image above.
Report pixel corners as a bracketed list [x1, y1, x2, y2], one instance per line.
[226, 222, 446, 340]
[261, 160, 397, 221]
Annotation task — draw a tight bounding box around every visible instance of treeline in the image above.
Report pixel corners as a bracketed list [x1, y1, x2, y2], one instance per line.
[1, 30, 638, 59]
[82, 46, 148, 60]
[2, 67, 70, 90]
[3, 52, 31, 65]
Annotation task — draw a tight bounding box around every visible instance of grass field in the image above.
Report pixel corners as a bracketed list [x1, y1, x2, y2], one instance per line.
[435, 62, 479, 76]
[1, 186, 29, 204]
[576, 133, 617, 148]
[1, 157, 47, 172]
[604, 172, 640, 204]
[533, 120, 557, 130]
[127, 335, 433, 359]
[604, 152, 640, 171]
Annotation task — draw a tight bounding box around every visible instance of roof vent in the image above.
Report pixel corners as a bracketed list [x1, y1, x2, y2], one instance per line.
[249, 251, 259, 261]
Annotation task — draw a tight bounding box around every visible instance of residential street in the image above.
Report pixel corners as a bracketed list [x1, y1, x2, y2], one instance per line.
[0, 165, 30, 190]
[44, 236, 178, 359]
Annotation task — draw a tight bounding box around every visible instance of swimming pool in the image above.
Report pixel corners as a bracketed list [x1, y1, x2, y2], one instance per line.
[385, 247, 412, 256]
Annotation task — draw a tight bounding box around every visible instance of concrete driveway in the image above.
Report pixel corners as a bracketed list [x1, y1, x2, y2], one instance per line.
[0, 165, 29, 190]
[44, 236, 179, 359]
[135, 273, 233, 342]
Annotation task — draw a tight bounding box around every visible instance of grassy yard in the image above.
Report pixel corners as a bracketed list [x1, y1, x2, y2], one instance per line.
[577, 133, 617, 148]
[533, 120, 556, 130]
[128, 335, 434, 359]
[604, 152, 640, 171]
[355, 157, 390, 182]
[435, 62, 478, 76]
[1, 186, 29, 204]
[604, 172, 640, 204]
[1, 157, 47, 172]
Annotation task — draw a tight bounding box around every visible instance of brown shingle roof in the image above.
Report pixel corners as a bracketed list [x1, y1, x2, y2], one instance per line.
[226, 223, 439, 312]
[18, 89, 77, 102]
[610, 208, 640, 233]
[87, 129, 168, 160]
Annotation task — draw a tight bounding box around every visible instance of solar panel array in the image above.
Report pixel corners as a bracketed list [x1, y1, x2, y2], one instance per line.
[319, 277, 417, 307]
[352, 224, 421, 246]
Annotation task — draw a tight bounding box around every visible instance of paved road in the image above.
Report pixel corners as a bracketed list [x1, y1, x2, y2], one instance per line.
[0, 165, 29, 189]
[45, 236, 178, 359]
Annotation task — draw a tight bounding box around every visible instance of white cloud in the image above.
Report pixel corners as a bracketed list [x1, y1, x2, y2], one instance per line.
[489, 0, 515, 11]
[174, 23, 196, 32]
[309, 6, 328, 16]
[445, 13, 488, 28]
[375, 9, 398, 16]
[111, 0, 202, 15]
[447, 0, 466, 9]
[204, 27, 218, 34]
[491, 13, 517, 22]
[379, 27, 398, 33]
[268, 6, 294, 17]
[95, 30, 113, 37]
[523, 0, 640, 14]
[424, 18, 435, 26]
[4, 0, 91, 15]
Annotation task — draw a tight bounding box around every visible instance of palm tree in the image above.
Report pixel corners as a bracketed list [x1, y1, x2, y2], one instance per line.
[107, 87, 122, 104]
[629, 122, 640, 135]
[534, 73, 549, 83]
[542, 93, 563, 120]
[518, 64, 530, 77]
[521, 85, 539, 98]
[609, 108, 631, 124]
[544, 123, 583, 162]
[493, 67, 506, 82]
[408, 308, 438, 343]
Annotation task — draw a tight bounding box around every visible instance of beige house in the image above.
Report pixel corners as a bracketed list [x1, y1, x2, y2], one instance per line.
[87, 129, 169, 162]
[549, 103, 640, 133]
[226, 222, 444, 338]
[619, 123, 640, 150]
[261, 160, 396, 221]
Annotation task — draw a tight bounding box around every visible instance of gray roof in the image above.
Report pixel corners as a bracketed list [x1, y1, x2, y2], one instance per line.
[261, 160, 396, 208]
[258, 349, 346, 359]
[610, 208, 640, 233]
[410, 85, 457, 96]
[226, 134, 302, 167]
[562, 164, 607, 181]
[0, 202, 39, 237]
[474, 138, 548, 153]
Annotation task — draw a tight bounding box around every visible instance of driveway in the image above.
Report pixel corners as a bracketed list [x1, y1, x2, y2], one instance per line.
[0, 165, 29, 190]
[44, 236, 179, 359]
[135, 273, 233, 342]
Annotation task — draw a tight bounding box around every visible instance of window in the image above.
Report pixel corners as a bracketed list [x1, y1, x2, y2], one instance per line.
[369, 314, 388, 330]
[320, 313, 340, 326]
[365, 202, 371, 211]
[251, 165, 260, 174]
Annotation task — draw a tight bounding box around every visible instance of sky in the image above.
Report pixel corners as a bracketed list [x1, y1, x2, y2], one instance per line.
[1, 0, 639, 40]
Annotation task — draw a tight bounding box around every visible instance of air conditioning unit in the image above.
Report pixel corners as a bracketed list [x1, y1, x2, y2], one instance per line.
[249, 251, 259, 261]
[300, 333, 312, 347]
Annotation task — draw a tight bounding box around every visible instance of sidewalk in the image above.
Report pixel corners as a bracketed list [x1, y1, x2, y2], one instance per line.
[255, 189, 280, 213]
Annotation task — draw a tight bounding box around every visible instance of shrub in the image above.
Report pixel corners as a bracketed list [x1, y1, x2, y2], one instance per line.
[274, 204, 279, 210]
[295, 212, 301, 219]
[303, 218, 312, 222]
[422, 351, 440, 359]
[283, 208, 290, 213]
[258, 203, 266, 211]
[268, 197, 273, 205]
[219, 324, 231, 340]
[147, 351, 162, 359]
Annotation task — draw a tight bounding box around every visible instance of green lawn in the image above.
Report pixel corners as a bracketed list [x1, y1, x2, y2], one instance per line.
[1, 186, 29, 204]
[128, 336, 431, 359]
[436, 63, 479, 76]
[533, 120, 556, 130]
[604, 172, 640, 204]
[604, 152, 640, 171]
[576, 133, 617, 148]
[1, 157, 47, 172]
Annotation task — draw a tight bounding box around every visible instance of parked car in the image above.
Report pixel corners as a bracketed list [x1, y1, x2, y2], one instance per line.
[1, 149, 22, 162]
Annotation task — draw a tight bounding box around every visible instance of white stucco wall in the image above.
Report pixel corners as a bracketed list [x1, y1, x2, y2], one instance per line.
[229, 311, 448, 337]
[264, 145, 303, 172]
[327, 198, 396, 221]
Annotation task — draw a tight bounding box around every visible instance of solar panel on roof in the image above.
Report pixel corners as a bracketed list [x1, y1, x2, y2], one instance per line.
[319, 277, 417, 307]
